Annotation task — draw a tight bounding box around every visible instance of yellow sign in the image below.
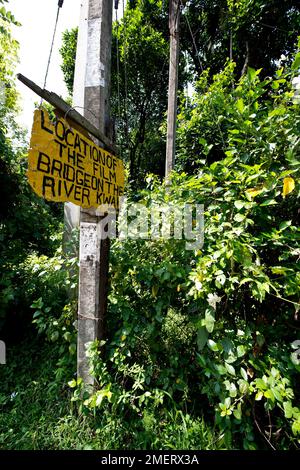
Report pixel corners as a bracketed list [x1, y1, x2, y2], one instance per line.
[28, 109, 124, 209]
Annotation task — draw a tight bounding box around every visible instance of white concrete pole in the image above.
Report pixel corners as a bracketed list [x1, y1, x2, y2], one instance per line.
[165, 0, 180, 179]
[76, 0, 113, 385]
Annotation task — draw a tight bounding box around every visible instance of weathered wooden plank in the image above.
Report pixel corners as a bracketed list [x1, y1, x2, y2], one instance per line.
[17, 73, 116, 155]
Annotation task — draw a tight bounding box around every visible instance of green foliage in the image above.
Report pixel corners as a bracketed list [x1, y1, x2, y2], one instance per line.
[59, 28, 78, 96]
[111, 0, 169, 185]
[181, 0, 300, 79]
[2, 0, 300, 451]
[0, 117, 63, 326]
[28, 240, 79, 378]
[0, 14, 64, 333]
[67, 340, 226, 450]
[0, 0, 20, 37]
[69, 58, 300, 449]
[0, 335, 224, 450]
[60, 2, 170, 187]
[0, 9, 19, 125]
[177, 55, 300, 170]
[59, 1, 300, 187]
[0, 337, 96, 450]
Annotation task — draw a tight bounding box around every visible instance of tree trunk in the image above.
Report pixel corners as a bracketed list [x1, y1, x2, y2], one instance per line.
[241, 41, 250, 76]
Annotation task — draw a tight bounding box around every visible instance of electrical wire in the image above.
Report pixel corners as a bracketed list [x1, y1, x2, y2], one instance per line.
[260, 22, 294, 34]
[180, 0, 226, 151]
[122, 0, 129, 140]
[40, 1, 63, 107]
[42, 1, 63, 91]
[115, 3, 121, 136]
[181, 2, 204, 73]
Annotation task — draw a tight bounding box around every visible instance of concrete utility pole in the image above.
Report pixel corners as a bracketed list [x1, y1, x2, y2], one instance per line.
[76, 0, 113, 385]
[165, 0, 180, 179]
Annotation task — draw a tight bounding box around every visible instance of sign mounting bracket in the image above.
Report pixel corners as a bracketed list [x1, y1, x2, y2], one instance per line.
[17, 73, 117, 155]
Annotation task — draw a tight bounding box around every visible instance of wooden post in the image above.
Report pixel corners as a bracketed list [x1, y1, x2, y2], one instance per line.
[77, 0, 113, 385]
[165, 0, 180, 179]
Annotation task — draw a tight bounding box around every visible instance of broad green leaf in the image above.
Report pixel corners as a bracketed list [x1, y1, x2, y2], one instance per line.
[204, 309, 215, 333]
[68, 379, 77, 388]
[292, 52, 300, 70]
[237, 345, 246, 357]
[225, 362, 236, 376]
[234, 200, 245, 210]
[224, 397, 231, 408]
[255, 378, 267, 390]
[238, 379, 249, 394]
[229, 382, 237, 398]
[270, 266, 290, 274]
[50, 331, 59, 342]
[236, 98, 245, 113]
[221, 337, 233, 353]
[214, 364, 227, 375]
[32, 310, 42, 319]
[240, 278, 253, 286]
[240, 367, 248, 381]
[260, 199, 277, 207]
[272, 388, 283, 402]
[247, 67, 256, 82]
[234, 213, 245, 222]
[63, 332, 72, 342]
[233, 403, 242, 420]
[279, 220, 292, 231]
[197, 327, 208, 351]
[207, 339, 219, 352]
[292, 420, 300, 436]
[197, 354, 207, 368]
[225, 354, 237, 364]
[270, 367, 278, 378]
[264, 389, 275, 401]
[283, 401, 293, 419]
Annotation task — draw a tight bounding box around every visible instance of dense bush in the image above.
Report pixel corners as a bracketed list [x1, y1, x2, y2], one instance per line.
[1, 1, 300, 450]
[68, 52, 300, 450]
[0, 11, 63, 335]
